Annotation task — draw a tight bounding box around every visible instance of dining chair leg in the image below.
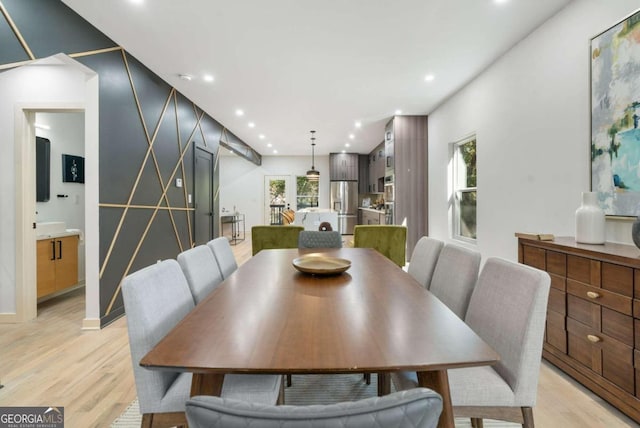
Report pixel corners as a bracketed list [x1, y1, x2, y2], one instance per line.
[286, 374, 292, 387]
[363, 373, 371, 385]
[377, 373, 390, 396]
[471, 417, 483, 428]
[522, 407, 534, 428]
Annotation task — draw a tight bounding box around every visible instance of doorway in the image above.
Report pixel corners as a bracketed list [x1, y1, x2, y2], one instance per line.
[194, 147, 214, 245]
[34, 112, 86, 310]
[264, 175, 292, 225]
[2, 54, 100, 327]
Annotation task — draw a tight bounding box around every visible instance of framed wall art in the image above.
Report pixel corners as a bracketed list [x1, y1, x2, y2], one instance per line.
[591, 9, 640, 216]
[62, 154, 85, 183]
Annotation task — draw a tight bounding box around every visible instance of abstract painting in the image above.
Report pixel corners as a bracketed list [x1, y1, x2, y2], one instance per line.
[591, 10, 640, 216]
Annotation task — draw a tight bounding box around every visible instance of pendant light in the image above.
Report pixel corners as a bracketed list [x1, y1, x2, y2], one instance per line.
[306, 130, 320, 181]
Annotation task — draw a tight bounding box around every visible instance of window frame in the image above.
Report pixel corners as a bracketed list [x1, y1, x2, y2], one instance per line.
[451, 135, 477, 243]
[295, 175, 319, 209]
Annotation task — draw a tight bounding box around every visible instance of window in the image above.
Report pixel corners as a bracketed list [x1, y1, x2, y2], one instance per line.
[296, 176, 319, 209]
[452, 136, 477, 241]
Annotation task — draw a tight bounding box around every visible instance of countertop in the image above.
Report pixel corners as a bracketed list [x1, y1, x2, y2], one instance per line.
[37, 230, 81, 240]
[359, 207, 385, 213]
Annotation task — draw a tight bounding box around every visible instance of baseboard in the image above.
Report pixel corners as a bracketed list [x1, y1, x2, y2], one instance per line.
[0, 313, 19, 323]
[82, 318, 101, 330]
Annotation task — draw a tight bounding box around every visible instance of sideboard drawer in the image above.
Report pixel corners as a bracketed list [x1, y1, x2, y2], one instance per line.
[546, 309, 567, 353]
[567, 279, 633, 316]
[546, 251, 566, 276]
[523, 245, 545, 270]
[602, 262, 633, 297]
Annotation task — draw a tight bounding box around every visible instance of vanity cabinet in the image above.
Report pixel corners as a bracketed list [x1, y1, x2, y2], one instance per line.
[518, 236, 640, 423]
[37, 235, 79, 299]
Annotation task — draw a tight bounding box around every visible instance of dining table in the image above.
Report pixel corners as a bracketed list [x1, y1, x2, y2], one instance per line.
[140, 247, 499, 428]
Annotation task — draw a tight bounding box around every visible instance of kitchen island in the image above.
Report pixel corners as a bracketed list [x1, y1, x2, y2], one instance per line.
[294, 208, 338, 231]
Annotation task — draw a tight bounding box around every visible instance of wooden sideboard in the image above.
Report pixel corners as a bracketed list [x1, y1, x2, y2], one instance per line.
[517, 236, 640, 423]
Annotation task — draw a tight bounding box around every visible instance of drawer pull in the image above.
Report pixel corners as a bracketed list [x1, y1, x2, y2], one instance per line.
[586, 291, 600, 299]
[587, 334, 601, 343]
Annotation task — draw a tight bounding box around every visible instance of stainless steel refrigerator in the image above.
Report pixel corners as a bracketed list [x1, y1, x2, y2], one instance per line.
[330, 181, 358, 234]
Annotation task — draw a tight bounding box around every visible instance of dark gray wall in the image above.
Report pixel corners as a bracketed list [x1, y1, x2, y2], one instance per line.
[0, 0, 254, 325]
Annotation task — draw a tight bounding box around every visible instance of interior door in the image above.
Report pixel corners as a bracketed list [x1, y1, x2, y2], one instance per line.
[194, 147, 214, 245]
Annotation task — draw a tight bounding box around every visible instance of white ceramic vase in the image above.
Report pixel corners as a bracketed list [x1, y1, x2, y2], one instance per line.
[575, 192, 605, 244]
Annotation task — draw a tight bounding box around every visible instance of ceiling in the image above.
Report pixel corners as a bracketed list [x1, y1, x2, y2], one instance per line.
[61, 0, 573, 157]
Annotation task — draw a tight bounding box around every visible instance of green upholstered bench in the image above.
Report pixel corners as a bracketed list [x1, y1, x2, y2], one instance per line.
[353, 225, 407, 267]
[251, 225, 304, 256]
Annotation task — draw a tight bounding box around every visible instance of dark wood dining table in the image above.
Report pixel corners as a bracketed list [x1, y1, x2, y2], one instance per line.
[140, 247, 499, 428]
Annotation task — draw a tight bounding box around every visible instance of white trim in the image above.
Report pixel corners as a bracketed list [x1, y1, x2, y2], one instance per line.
[81, 318, 101, 330]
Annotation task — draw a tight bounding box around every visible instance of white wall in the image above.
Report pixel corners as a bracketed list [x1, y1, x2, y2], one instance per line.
[428, 0, 640, 261]
[35, 112, 86, 281]
[220, 154, 331, 230]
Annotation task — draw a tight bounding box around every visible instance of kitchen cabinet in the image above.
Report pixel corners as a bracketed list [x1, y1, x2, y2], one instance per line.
[329, 153, 358, 181]
[358, 154, 369, 194]
[518, 236, 640, 423]
[360, 208, 385, 225]
[385, 116, 428, 258]
[37, 235, 79, 299]
[368, 142, 385, 193]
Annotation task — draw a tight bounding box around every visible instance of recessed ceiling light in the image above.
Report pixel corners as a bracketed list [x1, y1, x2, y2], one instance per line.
[259, 134, 265, 140]
[248, 122, 255, 128]
[355, 121, 362, 128]
[349, 134, 355, 140]
[130, 0, 144, 5]
[424, 74, 435, 82]
[395, 109, 402, 115]
[345, 143, 350, 148]
[235, 109, 244, 116]
[341, 150, 346, 153]
[273, 149, 278, 154]
[494, 0, 509, 3]
[178, 74, 193, 81]
[203, 74, 214, 82]
[267, 143, 272, 148]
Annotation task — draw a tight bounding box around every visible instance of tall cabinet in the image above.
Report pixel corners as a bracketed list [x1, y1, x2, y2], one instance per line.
[518, 236, 640, 424]
[385, 116, 428, 259]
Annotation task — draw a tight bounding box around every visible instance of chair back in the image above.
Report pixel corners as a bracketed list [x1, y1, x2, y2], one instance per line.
[429, 243, 480, 319]
[251, 225, 304, 256]
[407, 236, 444, 289]
[122, 259, 195, 413]
[465, 257, 550, 405]
[298, 230, 343, 249]
[207, 237, 238, 279]
[186, 388, 443, 428]
[353, 225, 407, 267]
[177, 245, 224, 304]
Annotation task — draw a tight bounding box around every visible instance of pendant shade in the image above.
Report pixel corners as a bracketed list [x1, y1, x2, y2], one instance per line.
[306, 130, 320, 181]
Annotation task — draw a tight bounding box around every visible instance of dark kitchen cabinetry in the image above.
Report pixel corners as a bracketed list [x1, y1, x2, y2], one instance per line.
[518, 236, 640, 423]
[329, 153, 358, 181]
[385, 116, 428, 259]
[358, 155, 369, 194]
[368, 142, 385, 193]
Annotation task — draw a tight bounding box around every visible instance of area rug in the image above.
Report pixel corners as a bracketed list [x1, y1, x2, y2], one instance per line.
[111, 374, 518, 427]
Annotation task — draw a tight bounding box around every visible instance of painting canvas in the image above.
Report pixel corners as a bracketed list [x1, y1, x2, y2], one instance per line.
[62, 154, 85, 183]
[591, 10, 640, 216]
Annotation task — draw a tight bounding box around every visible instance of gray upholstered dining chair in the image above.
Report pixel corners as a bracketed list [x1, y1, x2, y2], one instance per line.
[177, 245, 224, 305]
[428, 243, 481, 318]
[407, 236, 444, 289]
[122, 260, 283, 428]
[393, 257, 550, 428]
[185, 388, 443, 428]
[298, 230, 343, 249]
[207, 236, 238, 279]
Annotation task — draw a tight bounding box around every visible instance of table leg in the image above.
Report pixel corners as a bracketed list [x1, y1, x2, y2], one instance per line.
[417, 370, 454, 428]
[190, 373, 224, 396]
[377, 372, 390, 396]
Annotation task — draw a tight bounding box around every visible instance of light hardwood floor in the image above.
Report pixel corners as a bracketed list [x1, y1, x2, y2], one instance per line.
[0, 237, 637, 427]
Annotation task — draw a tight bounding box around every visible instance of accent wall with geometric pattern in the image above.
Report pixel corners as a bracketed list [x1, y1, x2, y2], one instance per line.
[0, 0, 260, 325]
